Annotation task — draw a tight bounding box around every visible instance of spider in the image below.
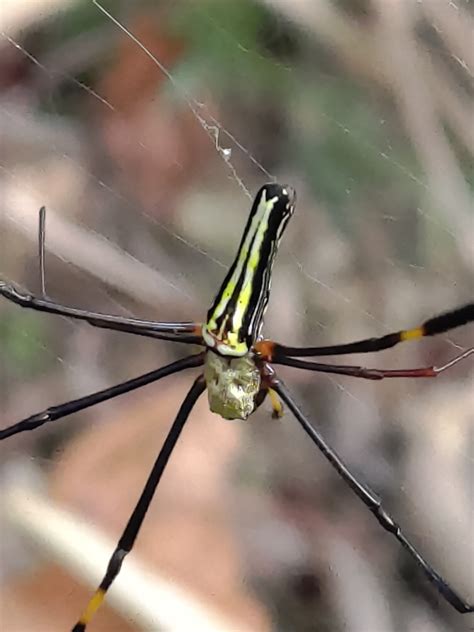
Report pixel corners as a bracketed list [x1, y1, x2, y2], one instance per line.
[1, 184, 473, 630]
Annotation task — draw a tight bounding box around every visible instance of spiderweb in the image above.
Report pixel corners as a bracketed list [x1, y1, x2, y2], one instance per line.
[0, 1, 472, 630]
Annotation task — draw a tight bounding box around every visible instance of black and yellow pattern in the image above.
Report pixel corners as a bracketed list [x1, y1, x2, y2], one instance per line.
[203, 183, 295, 356]
[272, 303, 474, 358]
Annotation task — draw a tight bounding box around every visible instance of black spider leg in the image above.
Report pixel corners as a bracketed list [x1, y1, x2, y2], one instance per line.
[273, 303, 474, 357]
[72, 374, 206, 632]
[1, 206, 200, 343]
[274, 379, 473, 614]
[271, 346, 474, 379]
[38, 206, 47, 297]
[0, 353, 204, 440]
[0, 282, 202, 343]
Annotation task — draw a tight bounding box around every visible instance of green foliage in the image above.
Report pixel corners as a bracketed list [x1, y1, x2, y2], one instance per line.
[26, 0, 444, 250]
[169, 0, 295, 99]
[291, 81, 422, 211]
[0, 312, 48, 379]
[169, 0, 423, 225]
[34, 0, 123, 115]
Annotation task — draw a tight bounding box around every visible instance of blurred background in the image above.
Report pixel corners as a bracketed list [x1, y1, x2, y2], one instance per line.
[0, 1, 473, 631]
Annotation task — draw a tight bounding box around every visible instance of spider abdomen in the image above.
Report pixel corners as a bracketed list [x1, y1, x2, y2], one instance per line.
[204, 351, 261, 420]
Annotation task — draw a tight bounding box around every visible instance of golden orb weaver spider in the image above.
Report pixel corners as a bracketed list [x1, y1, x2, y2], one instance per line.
[1, 183, 473, 630]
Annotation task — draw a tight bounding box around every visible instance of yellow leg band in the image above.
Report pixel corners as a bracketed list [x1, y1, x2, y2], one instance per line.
[400, 326, 424, 341]
[268, 389, 284, 418]
[78, 588, 106, 626]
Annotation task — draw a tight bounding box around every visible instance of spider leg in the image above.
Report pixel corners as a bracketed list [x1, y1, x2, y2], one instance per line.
[274, 379, 473, 614]
[0, 353, 204, 440]
[0, 281, 203, 343]
[261, 303, 474, 358]
[72, 374, 206, 632]
[271, 347, 474, 379]
[2, 206, 201, 343]
[268, 388, 284, 418]
[38, 206, 47, 297]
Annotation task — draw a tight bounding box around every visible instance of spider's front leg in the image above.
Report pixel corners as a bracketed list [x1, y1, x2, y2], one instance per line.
[269, 303, 474, 358]
[0, 280, 203, 343]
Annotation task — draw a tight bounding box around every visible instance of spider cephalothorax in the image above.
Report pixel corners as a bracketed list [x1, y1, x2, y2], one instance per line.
[204, 351, 261, 420]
